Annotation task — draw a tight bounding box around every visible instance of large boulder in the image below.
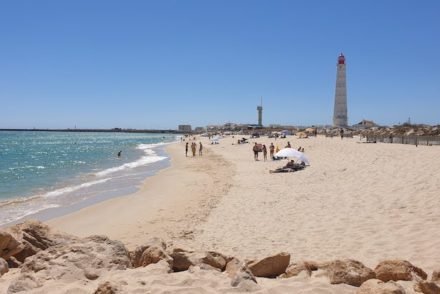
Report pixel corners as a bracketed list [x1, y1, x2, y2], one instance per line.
[0, 257, 9, 276]
[414, 281, 440, 294]
[356, 279, 405, 294]
[248, 252, 290, 278]
[375, 260, 427, 282]
[0, 231, 23, 261]
[323, 259, 375, 287]
[10, 235, 131, 288]
[130, 238, 172, 269]
[225, 258, 257, 287]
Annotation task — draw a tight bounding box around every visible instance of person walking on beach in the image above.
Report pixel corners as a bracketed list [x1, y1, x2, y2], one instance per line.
[199, 142, 203, 156]
[191, 142, 196, 156]
[185, 142, 189, 157]
[262, 145, 267, 161]
[253, 143, 259, 161]
[269, 143, 275, 159]
[286, 141, 291, 148]
[340, 128, 344, 139]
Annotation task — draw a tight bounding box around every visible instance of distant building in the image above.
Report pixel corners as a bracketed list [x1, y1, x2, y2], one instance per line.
[194, 127, 205, 133]
[178, 125, 192, 132]
[257, 97, 263, 127]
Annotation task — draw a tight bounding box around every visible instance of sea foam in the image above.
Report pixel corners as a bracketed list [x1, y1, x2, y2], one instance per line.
[95, 143, 167, 177]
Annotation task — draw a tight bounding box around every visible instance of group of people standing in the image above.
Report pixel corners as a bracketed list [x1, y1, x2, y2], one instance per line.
[253, 142, 278, 161]
[186, 142, 203, 157]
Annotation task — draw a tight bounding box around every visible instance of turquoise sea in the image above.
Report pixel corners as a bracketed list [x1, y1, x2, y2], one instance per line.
[0, 131, 177, 226]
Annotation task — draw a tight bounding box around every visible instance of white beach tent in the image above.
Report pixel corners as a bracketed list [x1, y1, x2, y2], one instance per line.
[274, 148, 310, 165]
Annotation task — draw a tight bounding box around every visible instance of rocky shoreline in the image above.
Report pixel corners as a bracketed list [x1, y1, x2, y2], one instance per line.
[1, 221, 439, 293]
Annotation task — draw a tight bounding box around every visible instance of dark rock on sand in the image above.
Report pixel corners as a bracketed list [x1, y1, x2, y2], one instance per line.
[130, 237, 173, 268]
[248, 252, 290, 278]
[375, 260, 427, 282]
[169, 248, 228, 272]
[414, 281, 440, 294]
[323, 259, 376, 287]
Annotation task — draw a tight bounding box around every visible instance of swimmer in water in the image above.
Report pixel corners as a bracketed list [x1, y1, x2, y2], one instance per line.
[117, 150, 122, 158]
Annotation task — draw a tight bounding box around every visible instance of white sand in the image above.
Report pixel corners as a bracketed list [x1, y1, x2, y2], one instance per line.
[43, 135, 440, 292]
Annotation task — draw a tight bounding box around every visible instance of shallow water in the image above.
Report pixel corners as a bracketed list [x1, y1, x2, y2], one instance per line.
[0, 131, 177, 226]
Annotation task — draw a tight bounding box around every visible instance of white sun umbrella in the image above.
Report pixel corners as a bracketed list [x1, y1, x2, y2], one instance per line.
[274, 148, 310, 165]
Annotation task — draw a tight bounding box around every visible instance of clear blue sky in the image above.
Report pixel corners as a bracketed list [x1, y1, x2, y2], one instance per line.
[1, 0, 439, 129]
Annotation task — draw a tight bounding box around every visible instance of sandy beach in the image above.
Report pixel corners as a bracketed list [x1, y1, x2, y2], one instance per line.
[28, 135, 437, 292]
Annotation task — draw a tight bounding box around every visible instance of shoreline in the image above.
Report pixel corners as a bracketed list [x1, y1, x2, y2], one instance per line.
[47, 141, 234, 250]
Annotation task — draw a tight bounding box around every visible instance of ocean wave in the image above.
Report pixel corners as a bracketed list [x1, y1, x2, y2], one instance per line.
[0, 195, 42, 208]
[95, 155, 166, 177]
[8, 165, 46, 170]
[0, 204, 60, 227]
[0, 178, 113, 208]
[137, 142, 167, 150]
[43, 178, 111, 198]
[95, 143, 167, 177]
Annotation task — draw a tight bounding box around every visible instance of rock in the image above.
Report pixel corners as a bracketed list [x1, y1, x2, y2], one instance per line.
[432, 271, 440, 283]
[324, 259, 376, 287]
[280, 261, 319, 278]
[6, 220, 64, 263]
[169, 248, 195, 272]
[201, 251, 228, 271]
[414, 281, 440, 294]
[169, 248, 228, 272]
[130, 237, 167, 267]
[94, 281, 119, 294]
[375, 260, 427, 282]
[0, 257, 9, 276]
[16, 235, 131, 285]
[130, 239, 172, 269]
[225, 258, 257, 287]
[0, 231, 24, 261]
[248, 252, 290, 278]
[356, 279, 405, 294]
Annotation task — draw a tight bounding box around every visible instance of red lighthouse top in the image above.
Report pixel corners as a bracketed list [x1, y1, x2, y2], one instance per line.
[338, 53, 345, 65]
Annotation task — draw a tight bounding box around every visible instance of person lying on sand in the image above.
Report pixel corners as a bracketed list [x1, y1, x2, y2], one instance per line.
[270, 160, 305, 173]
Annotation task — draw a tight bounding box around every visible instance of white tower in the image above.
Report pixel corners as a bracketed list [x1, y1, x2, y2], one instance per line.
[333, 53, 348, 127]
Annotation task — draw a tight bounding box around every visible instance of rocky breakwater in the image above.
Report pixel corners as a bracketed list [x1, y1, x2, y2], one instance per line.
[1, 221, 440, 293]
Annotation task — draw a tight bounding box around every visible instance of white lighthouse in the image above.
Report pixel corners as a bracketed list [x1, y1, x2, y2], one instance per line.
[333, 53, 348, 127]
